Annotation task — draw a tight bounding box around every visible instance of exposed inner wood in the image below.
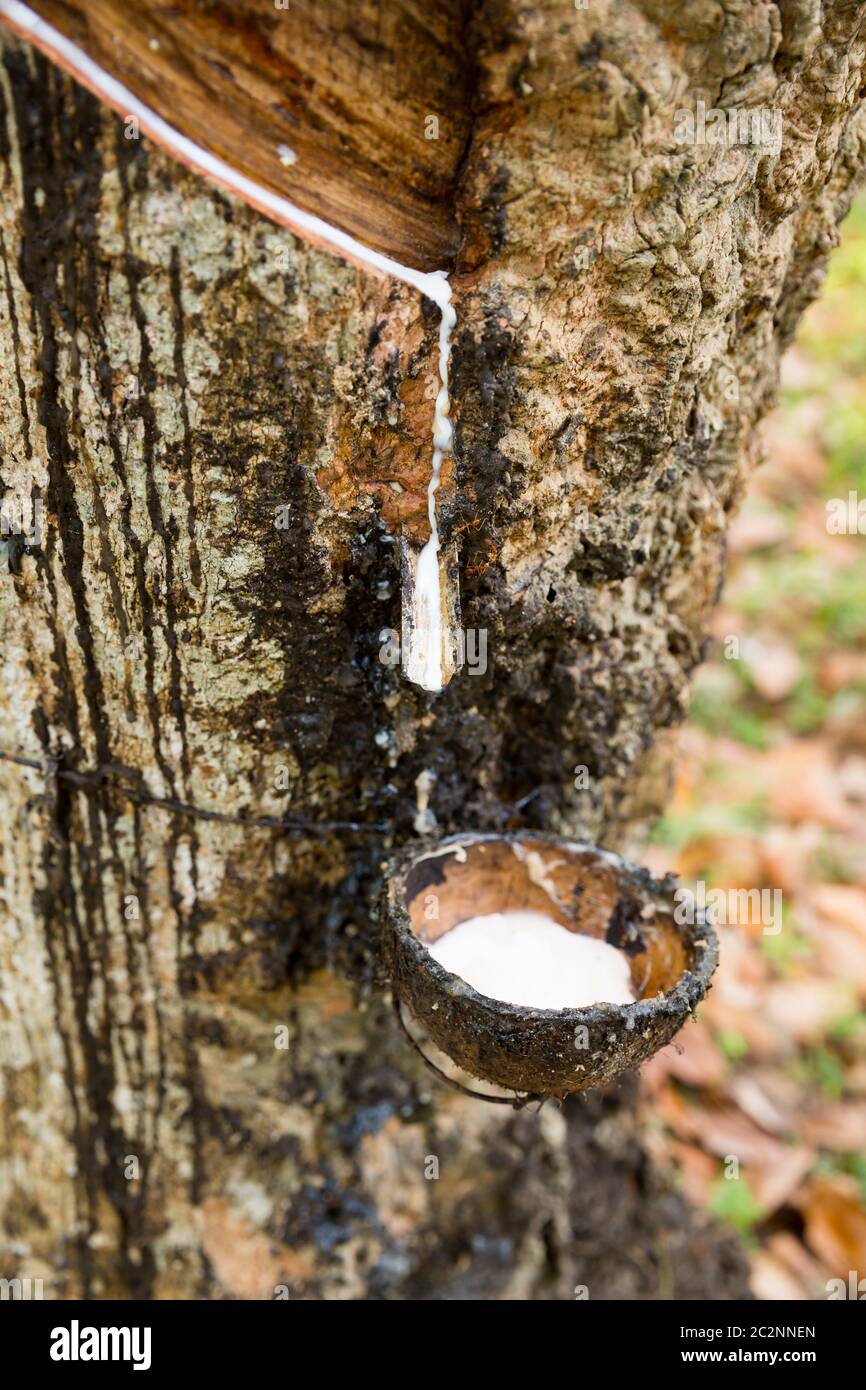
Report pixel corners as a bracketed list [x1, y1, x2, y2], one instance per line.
[8, 0, 473, 269]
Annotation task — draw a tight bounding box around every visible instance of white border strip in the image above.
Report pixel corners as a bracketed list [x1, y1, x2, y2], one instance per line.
[0, 0, 451, 306]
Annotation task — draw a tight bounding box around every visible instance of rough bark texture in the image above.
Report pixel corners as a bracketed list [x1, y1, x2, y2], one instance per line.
[2, 0, 866, 1300]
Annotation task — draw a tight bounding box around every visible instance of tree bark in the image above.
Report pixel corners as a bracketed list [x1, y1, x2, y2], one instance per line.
[2, 1, 865, 1300]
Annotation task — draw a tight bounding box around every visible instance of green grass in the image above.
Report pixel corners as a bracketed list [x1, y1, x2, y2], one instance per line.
[759, 920, 812, 973]
[650, 796, 769, 852]
[799, 198, 866, 371]
[709, 1174, 764, 1235]
[717, 1030, 750, 1062]
[809, 1047, 847, 1100]
[829, 1010, 866, 1042]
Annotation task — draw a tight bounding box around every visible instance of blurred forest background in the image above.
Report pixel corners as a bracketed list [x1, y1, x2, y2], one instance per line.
[640, 195, 866, 1299]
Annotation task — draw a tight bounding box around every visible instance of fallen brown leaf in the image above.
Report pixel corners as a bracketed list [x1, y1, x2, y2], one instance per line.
[752, 1231, 831, 1301]
[727, 510, 790, 555]
[759, 826, 823, 896]
[813, 924, 866, 995]
[764, 979, 855, 1043]
[743, 637, 802, 702]
[799, 1102, 866, 1153]
[751, 1248, 810, 1300]
[648, 1017, 728, 1089]
[728, 1073, 794, 1136]
[766, 742, 853, 831]
[810, 884, 866, 939]
[818, 651, 866, 695]
[701, 996, 788, 1060]
[750, 1146, 816, 1217]
[669, 1139, 718, 1207]
[700, 1113, 791, 1166]
[795, 1175, 866, 1276]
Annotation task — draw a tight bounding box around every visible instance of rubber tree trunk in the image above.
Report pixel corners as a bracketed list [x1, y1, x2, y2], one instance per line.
[2, 2, 865, 1299]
